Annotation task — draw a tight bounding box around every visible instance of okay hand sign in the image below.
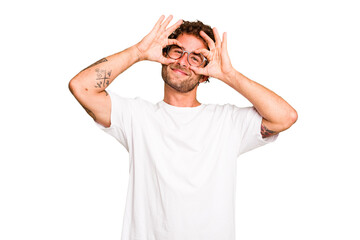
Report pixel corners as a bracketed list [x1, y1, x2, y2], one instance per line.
[190, 28, 235, 83]
[135, 15, 183, 65]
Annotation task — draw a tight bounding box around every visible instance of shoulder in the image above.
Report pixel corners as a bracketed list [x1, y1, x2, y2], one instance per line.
[108, 91, 152, 109]
[199, 102, 257, 119]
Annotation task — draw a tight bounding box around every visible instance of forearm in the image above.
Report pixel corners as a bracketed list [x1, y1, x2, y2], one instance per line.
[68, 16, 181, 127]
[224, 69, 298, 132]
[69, 45, 141, 94]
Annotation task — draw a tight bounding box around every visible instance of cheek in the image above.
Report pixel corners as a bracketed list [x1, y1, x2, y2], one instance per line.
[161, 65, 167, 79]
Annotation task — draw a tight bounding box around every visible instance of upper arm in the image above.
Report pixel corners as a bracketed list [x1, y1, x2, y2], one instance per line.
[69, 80, 111, 128]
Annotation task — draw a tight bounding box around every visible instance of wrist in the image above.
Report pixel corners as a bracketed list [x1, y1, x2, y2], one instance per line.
[132, 44, 146, 62]
[221, 67, 237, 85]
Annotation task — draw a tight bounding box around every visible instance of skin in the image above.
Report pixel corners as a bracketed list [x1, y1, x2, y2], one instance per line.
[189, 28, 298, 137]
[69, 15, 297, 137]
[161, 34, 209, 107]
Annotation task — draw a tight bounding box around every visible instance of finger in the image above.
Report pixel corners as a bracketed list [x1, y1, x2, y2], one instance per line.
[190, 65, 207, 76]
[213, 27, 221, 48]
[221, 32, 231, 65]
[194, 48, 211, 58]
[160, 56, 176, 65]
[167, 39, 183, 48]
[221, 32, 227, 52]
[152, 15, 165, 32]
[200, 31, 215, 50]
[160, 15, 173, 32]
[165, 19, 183, 36]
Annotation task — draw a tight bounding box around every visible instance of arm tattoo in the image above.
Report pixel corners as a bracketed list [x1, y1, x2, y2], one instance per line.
[81, 58, 108, 72]
[95, 68, 111, 88]
[261, 123, 277, 138]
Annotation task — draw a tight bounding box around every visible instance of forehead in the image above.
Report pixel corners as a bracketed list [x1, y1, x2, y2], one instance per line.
[176, 34, 207, 52]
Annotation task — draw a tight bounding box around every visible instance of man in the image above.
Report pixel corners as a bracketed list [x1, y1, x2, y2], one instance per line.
[69, 15, 297, 240]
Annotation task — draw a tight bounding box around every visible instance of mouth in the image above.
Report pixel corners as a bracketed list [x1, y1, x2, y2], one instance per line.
[170, 66, 189, 76]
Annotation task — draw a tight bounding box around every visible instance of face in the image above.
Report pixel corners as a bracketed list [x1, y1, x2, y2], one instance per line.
[161, 34, 208, 93]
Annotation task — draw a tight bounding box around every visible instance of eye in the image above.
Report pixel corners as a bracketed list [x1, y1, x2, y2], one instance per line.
[168, 46, 183, 59]
[169, 46, 183, 53]
[191, 56, 201, 63]
[189, 53, 202, 63]
[170, 45, 182, 51]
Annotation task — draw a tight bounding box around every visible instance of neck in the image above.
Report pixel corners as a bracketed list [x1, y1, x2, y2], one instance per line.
[163, 84, 201, 107]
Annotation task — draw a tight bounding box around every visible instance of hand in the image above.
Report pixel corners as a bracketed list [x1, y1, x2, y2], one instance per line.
[135, 15, 183, 65]
[190, 28, 235, 83]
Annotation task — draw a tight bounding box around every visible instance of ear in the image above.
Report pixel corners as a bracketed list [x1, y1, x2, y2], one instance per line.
[200, 75, 209, 83]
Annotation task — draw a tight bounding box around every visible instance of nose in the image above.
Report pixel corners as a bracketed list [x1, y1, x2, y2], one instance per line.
[177, 52, 189, 67]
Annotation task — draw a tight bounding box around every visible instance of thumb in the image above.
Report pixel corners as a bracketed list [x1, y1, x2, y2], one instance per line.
[190, 65, 207, 76]
[160, 56, 176, 65]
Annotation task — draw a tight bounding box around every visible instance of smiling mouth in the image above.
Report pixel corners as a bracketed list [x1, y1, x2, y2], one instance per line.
[171, 67, 188, 76]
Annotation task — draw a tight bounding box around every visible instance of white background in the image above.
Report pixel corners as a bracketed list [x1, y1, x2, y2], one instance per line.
[1, 0, 359, 239]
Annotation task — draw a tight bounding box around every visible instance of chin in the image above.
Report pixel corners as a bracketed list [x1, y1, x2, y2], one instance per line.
[161, 65, 200, 93]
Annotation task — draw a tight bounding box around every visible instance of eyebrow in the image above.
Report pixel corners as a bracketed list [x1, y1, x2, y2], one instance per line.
[175, 45, 202, 54]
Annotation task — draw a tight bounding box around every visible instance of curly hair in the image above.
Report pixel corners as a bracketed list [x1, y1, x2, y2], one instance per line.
[167, 20, 215, 83]
[169, 20, 215, 48]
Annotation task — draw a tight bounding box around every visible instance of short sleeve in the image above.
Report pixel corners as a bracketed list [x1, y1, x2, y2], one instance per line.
[230, 105, 278, 157]
[95, 90, 134, 152]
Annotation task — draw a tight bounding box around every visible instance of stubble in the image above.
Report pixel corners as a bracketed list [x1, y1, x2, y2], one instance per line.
[161, 64, 201, 93]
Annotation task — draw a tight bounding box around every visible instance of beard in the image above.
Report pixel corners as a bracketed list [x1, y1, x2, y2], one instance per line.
[161, 64, 202, 93]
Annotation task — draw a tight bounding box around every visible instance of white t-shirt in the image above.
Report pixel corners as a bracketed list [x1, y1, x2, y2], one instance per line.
[97, 90, 278, 240]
